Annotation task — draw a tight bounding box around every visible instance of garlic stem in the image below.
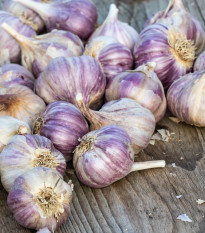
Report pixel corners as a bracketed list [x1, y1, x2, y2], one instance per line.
[76, 93, 103, 128]
[106, 4, 119, 21]
[130, 160, 165, 173]
[164, 0, 185, 16]
[14, 0, 48, 20]
[1, 23, 31, 47]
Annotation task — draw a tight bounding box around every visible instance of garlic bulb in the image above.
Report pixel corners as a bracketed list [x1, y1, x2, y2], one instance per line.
[134, 24, 196, 89]
[0, 85, 45, 127]
[3, 0, 45, 32]
[33, 101, 89, 161]
[0, 63, 35, 90]
[194, 51, 205, 72]
[0, 11, 36, 65]
[8, 167, 73, 231]
[88, 4, 138, 50]
[36, 56, 106, 110]
[74, 125, 165, 188]
[106, 62, 167, 122]
[15, 0, 98, 40]
[76, 95, 155, 153]
[84, 36, 133, 80]
[0, 134, 66, 192]
[0, 116, 30, 153]
[144, 0, 205, 54]
[167, 70, 205, 126]
[2, 24, 84, 78]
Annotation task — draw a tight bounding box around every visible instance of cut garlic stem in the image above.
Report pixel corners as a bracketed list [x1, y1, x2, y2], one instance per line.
[130, 160, 166, 173]
[1, 23, 31, 46]
[164, 0, 185, 16]
[107, 4, 119, 21]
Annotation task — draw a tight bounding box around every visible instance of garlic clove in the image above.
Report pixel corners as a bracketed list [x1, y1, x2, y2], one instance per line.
[105, 62, 167, 122]
[88, 4, 138, 50]
[36, 56, 106, 110]
[143, 0, 205, 55]
[73, 125, 165, 188]
[0, 85, 46, 127]
[8, 167, 73, 231]
[0, 134, 66, 192]
[15, 0, 98, 40]
[167, 70, 205, 126]
[0, 63, 35, 90]
[33, 101, 89, 161]
[76, 94, 156, 154]
[1, 23, 84, 78]
[3, 0, 45, 33]
[194, 51, 205, 72]
[134, 24, 196, 89]
[0, 116, 30, 153]
[84, 36, 133, 80]
[0, 11, 36, 65]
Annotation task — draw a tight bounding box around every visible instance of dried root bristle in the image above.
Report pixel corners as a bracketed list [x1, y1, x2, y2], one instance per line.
[74, 135, 96, 156]
[33, 116, 44, 134]
[33, 184, 64, 219]
[84, 40, 106, 58]
[41, 0, 51, 2]
[17, 125, 28, 135]
[0, 103, 6, 111]
[168, 32, 196, 67]
[33, 148, 58, 169]
[20, 13, 38, 31]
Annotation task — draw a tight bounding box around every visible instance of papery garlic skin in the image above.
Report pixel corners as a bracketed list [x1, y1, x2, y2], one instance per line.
[88, 4, 138, 50]
[8, 167, 73, 231]
[3, 0, 45, 32]
[105, 63, 167, 122]
[33, 101, 89, 161]
[194, 51, 205, 72]
[0, 134, 66, 192]
[84, 36, 133, 80]
[73, 125, 134, 188]
[0, 116, 30, 153]
[15, 0, 98, 40]
[0, 85, 45, 127]
[143, 0, 205, 55]
[2, 24, 84, 78]
[76, 96, 156, 153]
[36, 56, 106, 110]
[167, 70, 205, 126]
[134, 24, 196, 89]
[0, 64, 35, 90]
[0, 11, 36, 65]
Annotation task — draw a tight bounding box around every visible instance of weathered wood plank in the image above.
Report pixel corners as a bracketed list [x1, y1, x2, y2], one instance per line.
[0, 0, 205, 233]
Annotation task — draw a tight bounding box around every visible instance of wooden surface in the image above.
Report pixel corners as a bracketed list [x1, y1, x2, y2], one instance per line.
[1, 0, 205, 232]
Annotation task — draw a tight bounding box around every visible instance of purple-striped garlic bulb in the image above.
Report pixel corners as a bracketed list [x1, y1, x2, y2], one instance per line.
[144, 0, 205, 54]
[134, 24, 196, 89]
[0, 134, 66, 192]
[88, 4, 138, 50]
[194, 51, 205, 72]
[106, 62, 166, 122]
[0, 11, 36, 65]
[36, 56, 106, 110]
[0, 85, 45, 127]
[15, 0, 98, 40]
[8, 167, 73, 231]
[73, 125, 165, 188]
[33, 101, 89, 161]
[0, 116, 30, 153]
[167, 70, 205, 127]
[84, 36, 133, 80]
[76, 95, 156, 153]
[0, 63, 35, 90]
[2, 24, 84, 78]
[3, 0, 45, 33]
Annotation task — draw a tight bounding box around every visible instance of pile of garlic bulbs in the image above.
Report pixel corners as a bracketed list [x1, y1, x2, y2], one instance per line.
[0, 0, 205, 231]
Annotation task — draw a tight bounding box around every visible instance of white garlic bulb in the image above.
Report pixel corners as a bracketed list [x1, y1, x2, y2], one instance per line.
[0, 116, 30, 153]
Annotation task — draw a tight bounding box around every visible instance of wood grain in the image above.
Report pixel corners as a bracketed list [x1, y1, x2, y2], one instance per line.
[0, 0, 205, 232]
